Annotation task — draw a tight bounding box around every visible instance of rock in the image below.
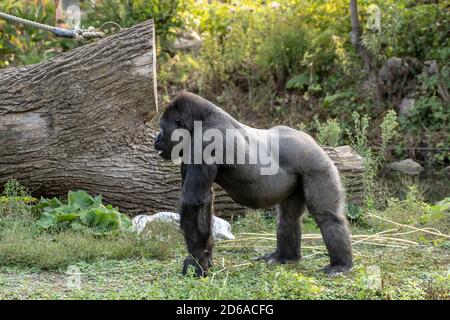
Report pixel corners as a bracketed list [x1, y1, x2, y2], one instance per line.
[171, 31, 203, 51]
[378, 57, 422, 105]
[379, 57, 403, 85]
[398, 98, 415, 118]
[131, 212, 235, 241]
[424, 60, 439, 75]
[389, 159, 424, 175]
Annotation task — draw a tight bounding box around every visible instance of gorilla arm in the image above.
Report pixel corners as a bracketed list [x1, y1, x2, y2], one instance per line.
[180, 163, 218, 277]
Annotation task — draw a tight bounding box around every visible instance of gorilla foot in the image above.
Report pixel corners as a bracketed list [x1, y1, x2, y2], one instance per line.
[182, 256, 208, 277]
[323, 264, 352, 276]
[255, 252, 299, 265]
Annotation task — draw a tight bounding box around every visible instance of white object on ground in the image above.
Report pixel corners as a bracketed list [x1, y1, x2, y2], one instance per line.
[132, 212, 235, 240]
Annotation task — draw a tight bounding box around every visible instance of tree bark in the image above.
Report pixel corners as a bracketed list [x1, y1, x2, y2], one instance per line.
[0, 20, 167, 213]
[0, 20, 365, 219]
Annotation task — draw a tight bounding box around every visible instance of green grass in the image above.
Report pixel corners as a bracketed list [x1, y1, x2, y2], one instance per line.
[0, 181, 183, 270]
[0, 202, 182, 270]
[0, 209, 448, 299]
[0, 181, 448, 300]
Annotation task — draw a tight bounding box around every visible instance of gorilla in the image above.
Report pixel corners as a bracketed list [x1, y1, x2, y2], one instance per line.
[154, 91, 352, 277]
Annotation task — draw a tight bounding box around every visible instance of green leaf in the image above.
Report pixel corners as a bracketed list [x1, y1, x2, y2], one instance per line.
[68, 190, 94, 209]
[56, 213, 79, 223]
[36, 190, 131, 234]
[347, 203, 362, 220]
[286, 73, 309, 90]
[36, 197, 64, 211]
[79, 208, 97, 226]
[36, 211, 58, 229]
[92, 195, 103, 209]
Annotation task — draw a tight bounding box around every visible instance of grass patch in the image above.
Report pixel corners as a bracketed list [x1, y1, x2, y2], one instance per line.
[0, 226, 448, 299]
[0, 184, 183, 270]
[233, 210, 277, 234]
[0, 222, 180, 270]
[0, 180, 448, 299]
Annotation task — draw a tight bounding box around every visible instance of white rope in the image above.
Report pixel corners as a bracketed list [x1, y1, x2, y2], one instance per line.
[0, 11, 104, 40]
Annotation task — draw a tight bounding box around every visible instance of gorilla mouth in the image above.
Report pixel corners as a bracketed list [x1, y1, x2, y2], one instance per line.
[158, 149, 172, 160]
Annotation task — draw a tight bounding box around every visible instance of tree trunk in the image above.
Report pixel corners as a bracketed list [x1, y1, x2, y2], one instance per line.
[349, 0, 381, 105]
[0, 20, 365, 219]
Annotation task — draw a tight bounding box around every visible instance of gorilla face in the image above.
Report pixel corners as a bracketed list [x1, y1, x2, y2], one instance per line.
[154, 99, 188, 160]
[154, 127, 172, 160]
[154, 91, 212, 161]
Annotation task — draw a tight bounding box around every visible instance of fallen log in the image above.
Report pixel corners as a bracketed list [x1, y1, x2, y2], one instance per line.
[0, 20, 365, 218]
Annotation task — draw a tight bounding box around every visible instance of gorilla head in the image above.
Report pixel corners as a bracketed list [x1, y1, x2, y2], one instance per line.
[154, 91, 212, 160]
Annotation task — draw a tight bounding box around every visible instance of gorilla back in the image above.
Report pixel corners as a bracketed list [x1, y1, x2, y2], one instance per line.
[154, 91, 353, 277]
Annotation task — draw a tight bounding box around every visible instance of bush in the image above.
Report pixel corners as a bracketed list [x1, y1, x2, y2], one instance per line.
[35, 190, 131, 234]
[368, 184, 450, 243]
[84, 0, 188, 43]
[347, 110, 399, 208]
[316, 118, 342, 147]
[0, 1, 79, 68]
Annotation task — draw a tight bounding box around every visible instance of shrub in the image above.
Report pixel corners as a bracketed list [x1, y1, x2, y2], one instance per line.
[35, 190, 131, 234]
[347, 111, 399, 207]
[368, 185, 450, 243]
[84, 0, 188, 43]
[316, 118, 342, 147]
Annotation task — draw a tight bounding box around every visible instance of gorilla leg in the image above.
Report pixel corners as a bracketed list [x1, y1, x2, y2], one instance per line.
[303, 168, 353, 275]
[257, 189, 305, 264]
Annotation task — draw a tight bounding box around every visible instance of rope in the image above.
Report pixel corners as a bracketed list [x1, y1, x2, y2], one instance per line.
[0, 11, 104, 40]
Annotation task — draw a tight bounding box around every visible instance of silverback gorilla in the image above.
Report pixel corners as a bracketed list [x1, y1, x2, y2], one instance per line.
[154, 91, 353, 277]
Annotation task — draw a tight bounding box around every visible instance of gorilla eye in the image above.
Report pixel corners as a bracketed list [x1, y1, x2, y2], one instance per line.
[175, 119, 183, 128]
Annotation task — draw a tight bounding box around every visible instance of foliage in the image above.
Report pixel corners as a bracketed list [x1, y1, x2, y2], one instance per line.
[0, 179, 37, 218]
[35, 190, 131, 234]
[347, 110, 399, 208]
[398, 66, 450, 166]
[315, 118, 342, 147]
[367, 185, 450, 244]
[0, 0, 77, 68]
[361, 1, 449, 64]
[347, 203, 362, 220]
[0, 0, 188, 68]
[84, 0, 188, 43]
[193, 1, 346, 95]
[1, 0, 448, 166]
[1, 199, 449, 299]
[0, 180, 181, 270]
[379, 110, 399, 161]
[347, 112, 377, 201]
